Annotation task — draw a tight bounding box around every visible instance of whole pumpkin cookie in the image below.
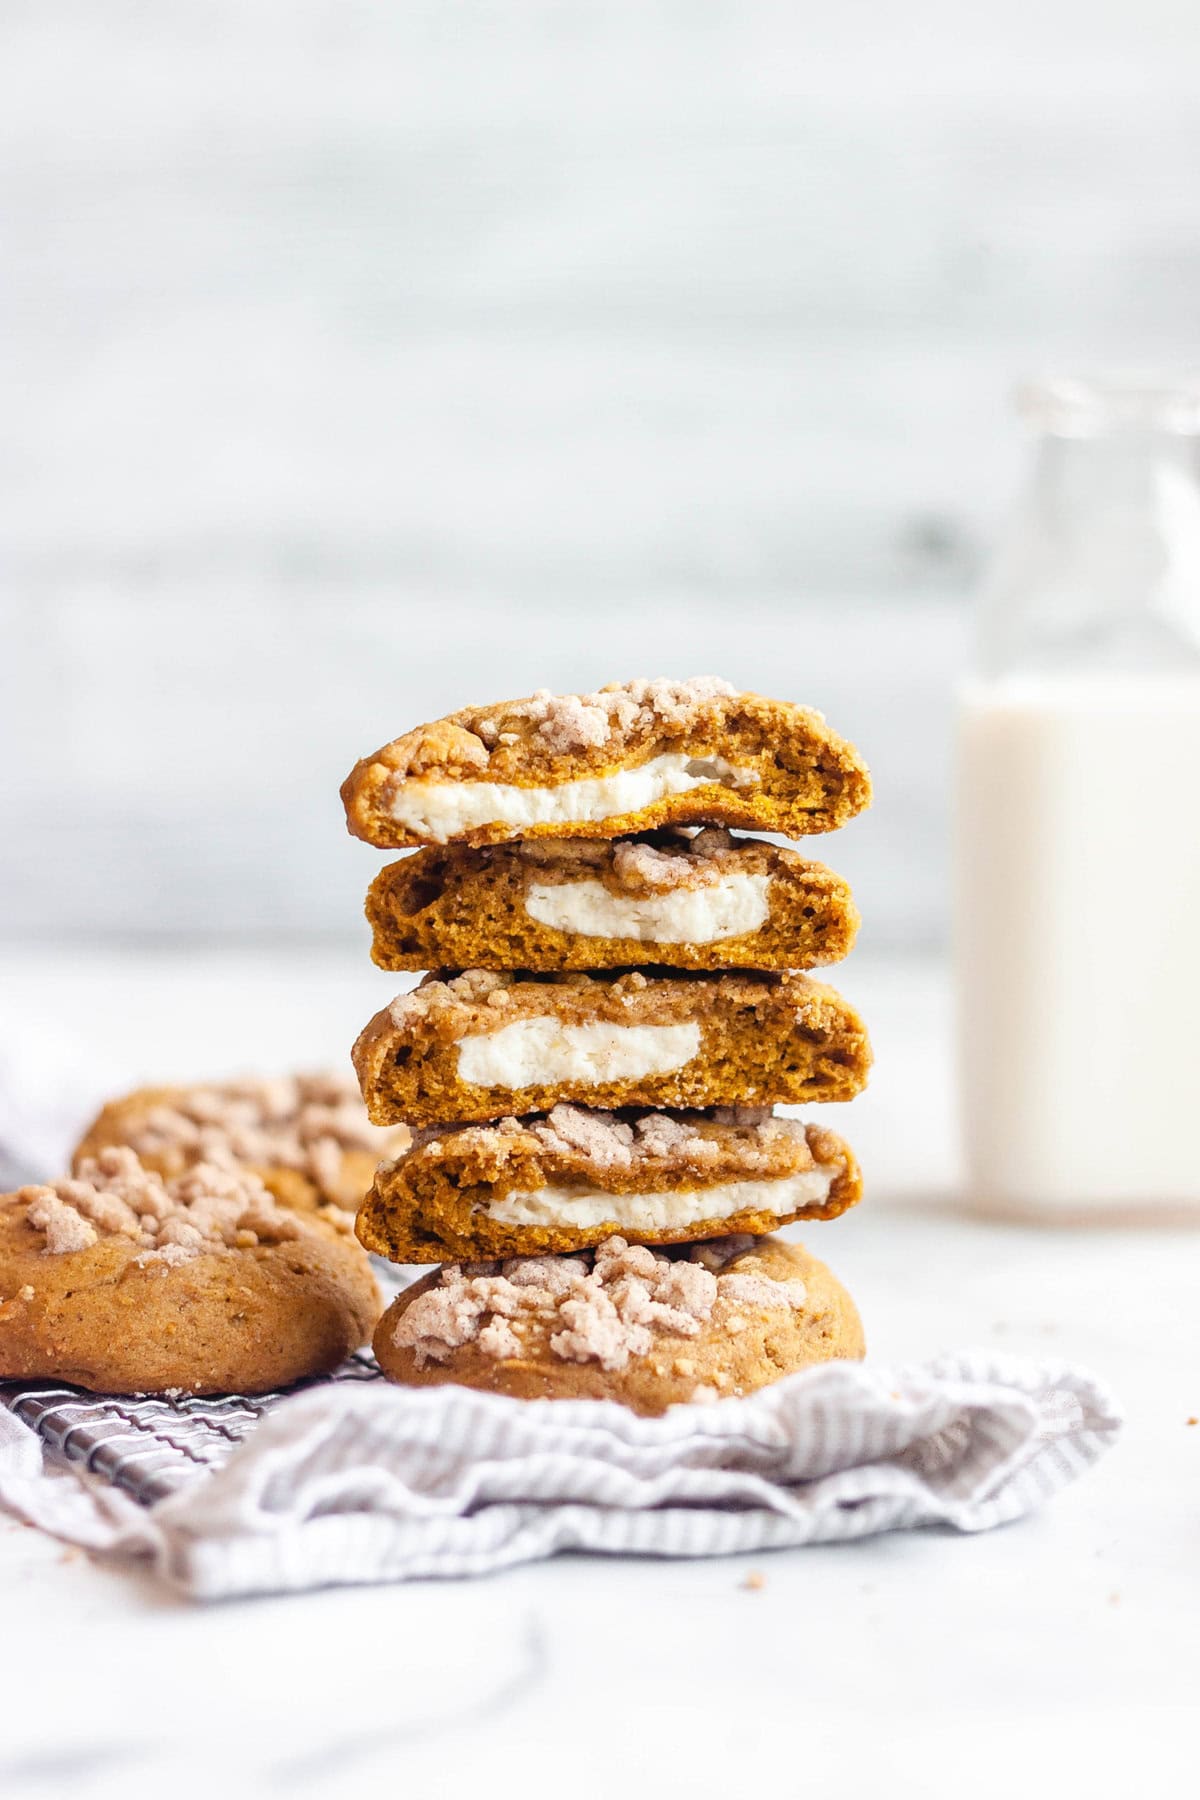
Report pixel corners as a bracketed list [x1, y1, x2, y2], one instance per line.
[353, 968, 871, 1127]
[374, 1234, 864, 1414]
[341, 677, 871, 849]
[0, 1147, 381, 1395]
[366, 829, 859, 974]
[358, 1105, 862, 1263]
[73, 1071, 408, 1215]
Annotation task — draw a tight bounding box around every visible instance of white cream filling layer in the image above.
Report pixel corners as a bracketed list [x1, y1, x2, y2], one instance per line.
[456, 1018, 701, 1089]
[389, 753, 757, 841]
[524, 871, 770, 944]
[486, 1167, 836, 1232]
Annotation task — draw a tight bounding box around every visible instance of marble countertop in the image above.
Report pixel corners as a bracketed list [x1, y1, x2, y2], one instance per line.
[1, 947, 1195, 1799]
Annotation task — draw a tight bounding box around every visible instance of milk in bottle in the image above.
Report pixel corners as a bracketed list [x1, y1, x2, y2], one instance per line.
[955, 378, 1200, 1218]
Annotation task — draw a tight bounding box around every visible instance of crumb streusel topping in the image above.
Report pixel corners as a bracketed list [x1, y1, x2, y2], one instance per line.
[408, 1103, 816, 1178]
[469, 677, 738, 758]
[392, 1234, 808, 1372]
[114, 1072, 394, 1197]
[17, 1145, 306, 1265]
[381, 966, 786, 1036]
[517, 827, 738, 893]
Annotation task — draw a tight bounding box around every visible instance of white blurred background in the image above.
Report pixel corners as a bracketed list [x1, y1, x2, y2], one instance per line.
[4, 0, 1200, 952]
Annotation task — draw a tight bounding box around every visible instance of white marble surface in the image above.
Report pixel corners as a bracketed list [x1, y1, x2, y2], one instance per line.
[1, 948, 1196, 1798]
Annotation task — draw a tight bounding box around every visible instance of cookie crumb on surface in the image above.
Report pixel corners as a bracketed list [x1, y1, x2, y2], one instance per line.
[741, 1570, 766, 1591]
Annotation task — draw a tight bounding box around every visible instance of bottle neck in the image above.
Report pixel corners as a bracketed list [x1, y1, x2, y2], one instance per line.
[1032, 429, 1200, 524]
[978, 427, 1200, 677]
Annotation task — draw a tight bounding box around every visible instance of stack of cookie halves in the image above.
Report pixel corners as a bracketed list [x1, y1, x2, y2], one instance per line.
[341, 678, 872, 1416]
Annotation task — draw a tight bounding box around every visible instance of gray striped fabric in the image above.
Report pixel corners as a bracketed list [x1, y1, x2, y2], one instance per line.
[4, 1353, 383, 1504]
[0, 1351, 1121, 1598]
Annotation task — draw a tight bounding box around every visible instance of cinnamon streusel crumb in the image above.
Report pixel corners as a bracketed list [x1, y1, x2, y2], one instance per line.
[20, 1146, 300, 1265]
[73, 1072, 407, 1213]
[374, 1235, 865, 1414]
[392, 1234, 808, 1373]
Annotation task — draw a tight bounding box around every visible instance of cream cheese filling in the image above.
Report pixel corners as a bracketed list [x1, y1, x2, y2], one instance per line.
[456, 1018, 701, 1089]
[388, 752, 757, 841]
[485, 1166, 836, 1232]
[524, 871, 770, 944]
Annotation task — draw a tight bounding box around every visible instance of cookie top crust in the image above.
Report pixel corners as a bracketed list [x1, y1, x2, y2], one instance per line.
[391, 1232, 807, 1374]
[73, 1072, 407, 1210]
[407, 1104, 837, 1184]
[12, 1145, 312, 1267]
[484, 677, 739, 755]
[373, 966, 834, 1043]
[341, 678, 870, 848]
[377, 678, 741, 781]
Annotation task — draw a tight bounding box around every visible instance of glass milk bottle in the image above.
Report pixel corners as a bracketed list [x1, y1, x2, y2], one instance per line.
[956, 376, 1200, 1220]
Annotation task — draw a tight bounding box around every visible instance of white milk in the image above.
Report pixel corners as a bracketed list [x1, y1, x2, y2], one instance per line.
[955, 672, 1200, 1217]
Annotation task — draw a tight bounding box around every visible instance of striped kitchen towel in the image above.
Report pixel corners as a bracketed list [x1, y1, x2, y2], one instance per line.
[0, 1351, 1121, 1599]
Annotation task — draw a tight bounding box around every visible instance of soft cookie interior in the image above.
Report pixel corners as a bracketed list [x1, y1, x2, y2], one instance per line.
[366, 829, 859, 973]
[352, 969, 872, 1126]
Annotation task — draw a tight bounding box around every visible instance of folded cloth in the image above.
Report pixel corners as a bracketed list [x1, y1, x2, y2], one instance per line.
[0, 1353, 1120, 1601]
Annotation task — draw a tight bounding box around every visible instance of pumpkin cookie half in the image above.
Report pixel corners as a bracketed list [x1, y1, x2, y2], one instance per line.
[357, 1105, 862, 1263]
[352, 969, 871, 1127]
[374, 1234, 865, 1415]
[366, 829, 859, 974]
[0, 1147, 381, 1395]
[73, 1072, 409, 1216]
[341, 677, 870, 849]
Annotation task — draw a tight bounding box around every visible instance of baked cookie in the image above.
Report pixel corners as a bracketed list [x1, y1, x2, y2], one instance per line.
[352, 968, 871, 1127]
[357, 1104, 862, 1262]
[73, 1072, 408, 1215]
[341, 677, 870, 849]
[365, 828, 859, 974]
[374, 1234, 864, 1414]
[0, 1147, 381, 1395]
